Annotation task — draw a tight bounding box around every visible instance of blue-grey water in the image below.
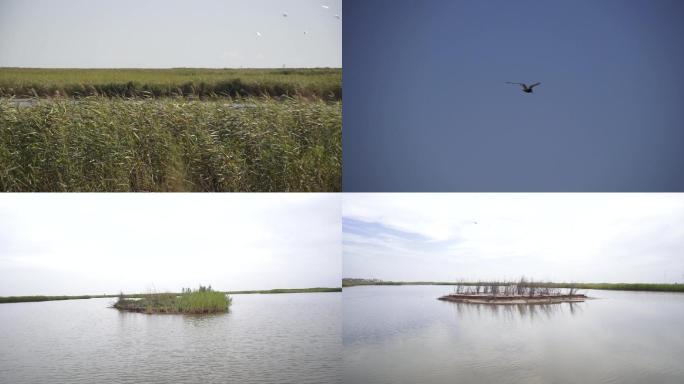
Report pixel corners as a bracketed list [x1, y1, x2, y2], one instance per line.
[0, 293, 341, 384]
[344, 285, 684, 384]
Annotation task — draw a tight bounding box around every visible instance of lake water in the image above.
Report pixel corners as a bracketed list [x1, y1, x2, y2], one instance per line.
[343, 285, 684, 384]
[0, 293, 341, 384]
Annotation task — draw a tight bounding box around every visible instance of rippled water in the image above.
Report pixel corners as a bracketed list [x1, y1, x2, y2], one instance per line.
[344, 285, 684, 384]
[0, 293, 341, 384]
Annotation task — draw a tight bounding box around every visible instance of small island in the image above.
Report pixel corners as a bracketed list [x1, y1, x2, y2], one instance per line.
[113, 285, 231, 314]
[438, 279, 587, 305]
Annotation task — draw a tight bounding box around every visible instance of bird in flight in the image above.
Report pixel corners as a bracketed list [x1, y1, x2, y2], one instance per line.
[506, 82, 541, 93]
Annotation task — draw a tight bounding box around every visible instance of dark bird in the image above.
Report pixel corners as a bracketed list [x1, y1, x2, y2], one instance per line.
[506, 82, 541, 93]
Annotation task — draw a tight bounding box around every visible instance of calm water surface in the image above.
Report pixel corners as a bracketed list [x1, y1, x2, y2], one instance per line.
[344, 285, 684, 384]
[0, 293, 341, 384]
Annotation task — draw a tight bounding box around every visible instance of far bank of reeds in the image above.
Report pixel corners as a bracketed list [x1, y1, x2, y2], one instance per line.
[0, 68, 341, 100]
[342, 278, 684, 292]
[0, 295, 106, 303]
[0, 287, 342, 304]
[227, 287, 342, 294]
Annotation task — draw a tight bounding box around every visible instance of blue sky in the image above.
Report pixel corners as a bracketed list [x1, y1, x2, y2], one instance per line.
[343, 194, 684, 283]
[0, 194, 341, 296]
[0, 0, 341, 68]
[343, 0, 684, 191]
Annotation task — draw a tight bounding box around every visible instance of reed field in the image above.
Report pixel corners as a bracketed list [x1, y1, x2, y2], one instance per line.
[0, 98, 340, 192]
[0, 68, 341, 191]
[0, 68, 341, 99]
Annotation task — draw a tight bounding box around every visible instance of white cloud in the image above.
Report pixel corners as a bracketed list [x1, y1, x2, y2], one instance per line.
[0, 193, 341, 295]
[343, 194, 684, 283]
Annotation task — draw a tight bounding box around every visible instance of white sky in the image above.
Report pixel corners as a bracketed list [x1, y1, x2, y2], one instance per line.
[0, 0, 341, 68]
[0, 194, 341, 296]
[343, 194, 684, 284]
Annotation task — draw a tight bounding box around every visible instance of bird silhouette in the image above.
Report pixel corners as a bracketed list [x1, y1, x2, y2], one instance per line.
[506, 82, 541, 93]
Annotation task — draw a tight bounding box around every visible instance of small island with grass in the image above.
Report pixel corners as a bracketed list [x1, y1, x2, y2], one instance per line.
[438, 278, 588, 305]
[113, 285, 230, 314]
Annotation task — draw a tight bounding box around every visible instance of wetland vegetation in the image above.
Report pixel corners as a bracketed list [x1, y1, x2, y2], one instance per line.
[438, 278, 587, 304]
[0, 68, 341, 192]
[0, 294, 107, 303]
[113, 285, 230, 314]
[342, 278, 684, 292]
[227, 287, 342, 294]
[0, 287, 342, 304]
[0, 68, 341, 99]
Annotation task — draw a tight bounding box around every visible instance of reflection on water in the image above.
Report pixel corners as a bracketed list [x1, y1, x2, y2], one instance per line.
[449, 300, 584, 321]
[0, 293, 341, 384]
[344, 285, 684, 384]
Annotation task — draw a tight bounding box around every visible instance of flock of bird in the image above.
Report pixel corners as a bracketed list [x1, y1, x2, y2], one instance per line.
[256, 5, 339, 38]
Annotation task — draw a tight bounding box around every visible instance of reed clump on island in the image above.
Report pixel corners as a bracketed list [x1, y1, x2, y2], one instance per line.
[438, 278, 587, 305]
[113, 285, 231, 314]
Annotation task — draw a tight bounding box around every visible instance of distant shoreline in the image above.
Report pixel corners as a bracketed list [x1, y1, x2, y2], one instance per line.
[0, 287, 342, 304]
[0, 67, 342, 99]
[342, 279, 684, 293]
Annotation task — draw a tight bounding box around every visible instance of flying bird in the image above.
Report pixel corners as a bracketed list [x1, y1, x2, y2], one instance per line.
[506, 82, 541, 93]
[256, 32, 262, 37]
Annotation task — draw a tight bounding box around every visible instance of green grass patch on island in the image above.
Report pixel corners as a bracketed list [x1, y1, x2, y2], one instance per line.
[113, 285, 231, 314]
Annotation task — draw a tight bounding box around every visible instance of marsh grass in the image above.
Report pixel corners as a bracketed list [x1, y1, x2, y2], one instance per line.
[0, 97, 341, 191]
[227, 287, 342, 294]
[114, 285, 231, 314]
[0, 68, 341, 100]
[0, 295, 104, 303]
[0, 287, 340, 304]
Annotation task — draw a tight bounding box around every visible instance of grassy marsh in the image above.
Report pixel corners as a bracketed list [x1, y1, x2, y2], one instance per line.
[0, 68, 341, 100]
[0, 97, 340, 191]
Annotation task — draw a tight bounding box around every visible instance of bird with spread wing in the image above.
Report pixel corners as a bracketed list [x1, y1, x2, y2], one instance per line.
[506, 82, 541, 93]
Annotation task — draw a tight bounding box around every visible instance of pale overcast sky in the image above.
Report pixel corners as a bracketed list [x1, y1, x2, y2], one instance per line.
[343, 194, 684, 284]
[0, 194, 341, 296]
[0, 0, 341, 68]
